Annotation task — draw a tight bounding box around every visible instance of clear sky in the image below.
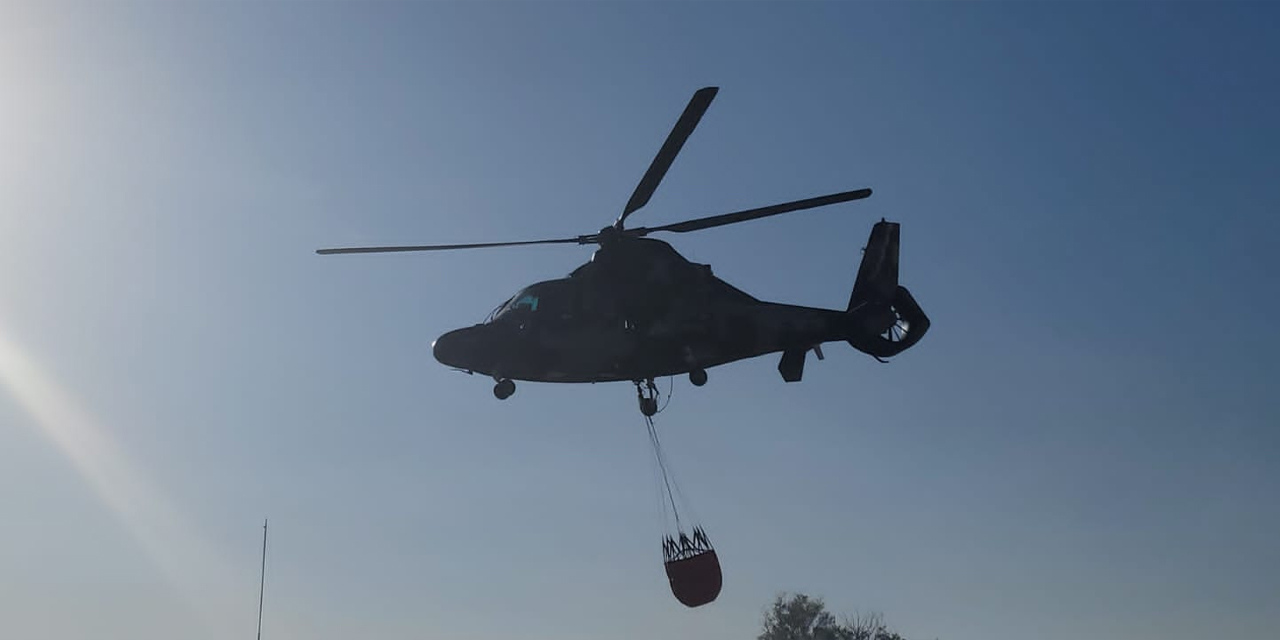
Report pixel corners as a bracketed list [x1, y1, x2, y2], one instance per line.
[2, 2, 1277, 639]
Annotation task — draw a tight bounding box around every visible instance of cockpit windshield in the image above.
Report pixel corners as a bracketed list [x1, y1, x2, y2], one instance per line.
[486, 281, 568, 323]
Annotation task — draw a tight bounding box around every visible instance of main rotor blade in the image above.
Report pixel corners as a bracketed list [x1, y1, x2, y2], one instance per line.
[637, 188, 873, 235]
[316, 237, 585, 255]
[616, 86, 719, 228]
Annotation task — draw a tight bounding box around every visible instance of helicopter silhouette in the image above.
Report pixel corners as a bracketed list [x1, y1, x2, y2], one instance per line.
[318, 87, 930, 416]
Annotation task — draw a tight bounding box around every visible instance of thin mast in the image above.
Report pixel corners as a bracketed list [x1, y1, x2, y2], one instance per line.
[257, 518, 268, 640]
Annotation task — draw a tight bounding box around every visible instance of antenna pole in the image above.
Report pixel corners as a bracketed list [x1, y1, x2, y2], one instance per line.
[257, 518, 268, 640]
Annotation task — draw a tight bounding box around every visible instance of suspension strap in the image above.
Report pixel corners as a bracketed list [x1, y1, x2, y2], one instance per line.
[645, 413, 682, 532]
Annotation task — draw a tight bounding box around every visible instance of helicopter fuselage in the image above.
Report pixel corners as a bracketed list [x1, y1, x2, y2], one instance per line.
[430, 230, 924, 392]
[432, 292, 850, 384]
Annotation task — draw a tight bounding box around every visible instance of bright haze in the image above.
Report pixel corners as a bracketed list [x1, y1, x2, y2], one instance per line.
[1, 3, 1276, 640]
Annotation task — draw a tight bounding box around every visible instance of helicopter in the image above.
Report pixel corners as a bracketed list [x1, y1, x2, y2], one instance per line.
[318, 87, 930, 416]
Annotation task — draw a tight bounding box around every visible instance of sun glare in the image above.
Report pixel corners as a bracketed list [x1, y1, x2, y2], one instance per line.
[0, 320, 239, 635]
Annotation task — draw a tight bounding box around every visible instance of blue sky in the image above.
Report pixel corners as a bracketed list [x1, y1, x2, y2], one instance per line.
[1, 2, 1277, 639]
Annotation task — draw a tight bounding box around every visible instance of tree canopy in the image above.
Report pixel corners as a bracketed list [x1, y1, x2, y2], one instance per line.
[758, 593, 908, 640]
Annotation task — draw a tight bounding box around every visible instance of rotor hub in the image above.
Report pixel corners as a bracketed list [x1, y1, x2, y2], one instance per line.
[597, 225, 623, 247]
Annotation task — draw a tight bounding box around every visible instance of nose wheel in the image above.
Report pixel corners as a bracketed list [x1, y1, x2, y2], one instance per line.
[635, 378, 660, 416]
[688, 367, 707, 386]
[493, 378, 515, 400]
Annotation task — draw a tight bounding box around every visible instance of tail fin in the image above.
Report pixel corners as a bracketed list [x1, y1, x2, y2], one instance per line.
[846, 220, 930, 359]
[849, 219, 900, 311]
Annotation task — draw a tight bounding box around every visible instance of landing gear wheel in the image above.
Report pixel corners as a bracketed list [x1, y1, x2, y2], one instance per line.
[688, 368, 708, 387]
[493, 379, 515, 400]
[635, 378, 660, 416]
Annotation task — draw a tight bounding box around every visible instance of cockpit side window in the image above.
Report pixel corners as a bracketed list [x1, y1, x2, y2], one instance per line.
[511, 294, 539, 312]
[489, 285, 554, 323]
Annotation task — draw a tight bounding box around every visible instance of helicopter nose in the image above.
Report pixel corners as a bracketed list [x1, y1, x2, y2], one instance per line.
[431, 326, 489, 371]
[431, 328, 468, 368]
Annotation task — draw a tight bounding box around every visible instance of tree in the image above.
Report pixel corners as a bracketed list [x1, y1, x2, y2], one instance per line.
[758, 593, 909, 640]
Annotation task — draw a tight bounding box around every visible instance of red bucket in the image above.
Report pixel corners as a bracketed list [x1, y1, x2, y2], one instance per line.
[664, 549, 722, 607]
